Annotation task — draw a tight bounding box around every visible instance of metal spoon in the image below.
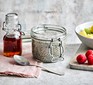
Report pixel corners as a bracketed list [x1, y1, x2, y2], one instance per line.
[13, 55, 64, 76]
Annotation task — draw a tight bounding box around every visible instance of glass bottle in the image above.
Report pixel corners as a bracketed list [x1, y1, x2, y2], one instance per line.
[2, 13, 22, 57]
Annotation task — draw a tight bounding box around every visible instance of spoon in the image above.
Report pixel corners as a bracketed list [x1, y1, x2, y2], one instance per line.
[13, 55, 64, 76]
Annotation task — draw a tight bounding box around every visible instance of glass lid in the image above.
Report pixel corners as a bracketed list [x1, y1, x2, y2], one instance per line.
[31, 24, 67, 41]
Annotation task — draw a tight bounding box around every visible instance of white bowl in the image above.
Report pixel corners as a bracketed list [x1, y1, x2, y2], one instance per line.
[75, 21, 93, 48]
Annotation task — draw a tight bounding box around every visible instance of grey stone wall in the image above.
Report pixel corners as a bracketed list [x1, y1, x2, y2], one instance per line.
[0, 0, 93, 44]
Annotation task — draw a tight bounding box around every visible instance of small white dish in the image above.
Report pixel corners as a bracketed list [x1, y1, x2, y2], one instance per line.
[75, 21, 93, 48]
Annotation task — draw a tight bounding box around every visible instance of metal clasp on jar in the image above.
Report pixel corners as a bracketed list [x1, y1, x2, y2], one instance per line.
[48, 38, 64, 62]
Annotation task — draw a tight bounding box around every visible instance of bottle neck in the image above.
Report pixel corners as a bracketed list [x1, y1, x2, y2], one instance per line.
[2, 13, 21, 32]
[6, 25, 19, 31]
[5, 29, 21, 39]
[2, 13, 24, 36]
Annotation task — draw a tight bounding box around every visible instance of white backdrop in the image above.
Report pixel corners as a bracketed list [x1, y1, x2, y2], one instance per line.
[0, 0, 93, 44]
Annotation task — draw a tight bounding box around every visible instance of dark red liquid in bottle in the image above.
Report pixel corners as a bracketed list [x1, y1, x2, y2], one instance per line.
[3, 34, 22, 57]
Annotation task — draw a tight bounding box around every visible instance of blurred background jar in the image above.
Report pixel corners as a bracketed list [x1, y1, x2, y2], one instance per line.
[31, 24, 67, 63]
[2, 13, 23, 57]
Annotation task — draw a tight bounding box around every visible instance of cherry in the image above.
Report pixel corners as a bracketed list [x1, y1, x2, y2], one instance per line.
[76, 54, 87, 64]
[85, 50, 93, 58]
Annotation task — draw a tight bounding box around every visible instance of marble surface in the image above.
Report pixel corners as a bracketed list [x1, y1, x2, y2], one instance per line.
[0, 0, 93, 44]
[1, 43, 93, 85]
[0, 0, 93, 85]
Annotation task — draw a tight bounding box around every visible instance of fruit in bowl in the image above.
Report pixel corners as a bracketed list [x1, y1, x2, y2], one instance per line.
[79, 25, 93, 38]
[75, 21, 93, 48]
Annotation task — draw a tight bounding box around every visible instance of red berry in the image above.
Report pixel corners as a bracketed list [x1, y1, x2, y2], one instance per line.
[76, 54, 87, 64]
[87, 54, 93, 65]
[85, 50, 93, 58]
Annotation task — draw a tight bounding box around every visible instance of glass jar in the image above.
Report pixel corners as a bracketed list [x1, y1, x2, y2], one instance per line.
[31, 24, 67, 63]
[2, 13, 22, 57]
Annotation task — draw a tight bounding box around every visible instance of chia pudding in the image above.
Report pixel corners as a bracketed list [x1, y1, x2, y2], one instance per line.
[31, 24, 67, 63]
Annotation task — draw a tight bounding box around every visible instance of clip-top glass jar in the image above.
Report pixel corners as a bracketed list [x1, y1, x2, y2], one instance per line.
[31, 24, 67, 63]
[2, 13, 22, 57]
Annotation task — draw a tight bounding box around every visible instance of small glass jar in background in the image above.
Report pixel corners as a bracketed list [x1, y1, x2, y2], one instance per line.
[31, 24, 67, 63]
[2, 13, 23, 57]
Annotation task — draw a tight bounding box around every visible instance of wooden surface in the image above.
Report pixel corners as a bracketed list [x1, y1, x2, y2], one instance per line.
[69, 44, 93, 71]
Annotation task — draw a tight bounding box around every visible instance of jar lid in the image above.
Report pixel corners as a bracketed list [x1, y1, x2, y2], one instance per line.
[31, 24, 67, 41]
